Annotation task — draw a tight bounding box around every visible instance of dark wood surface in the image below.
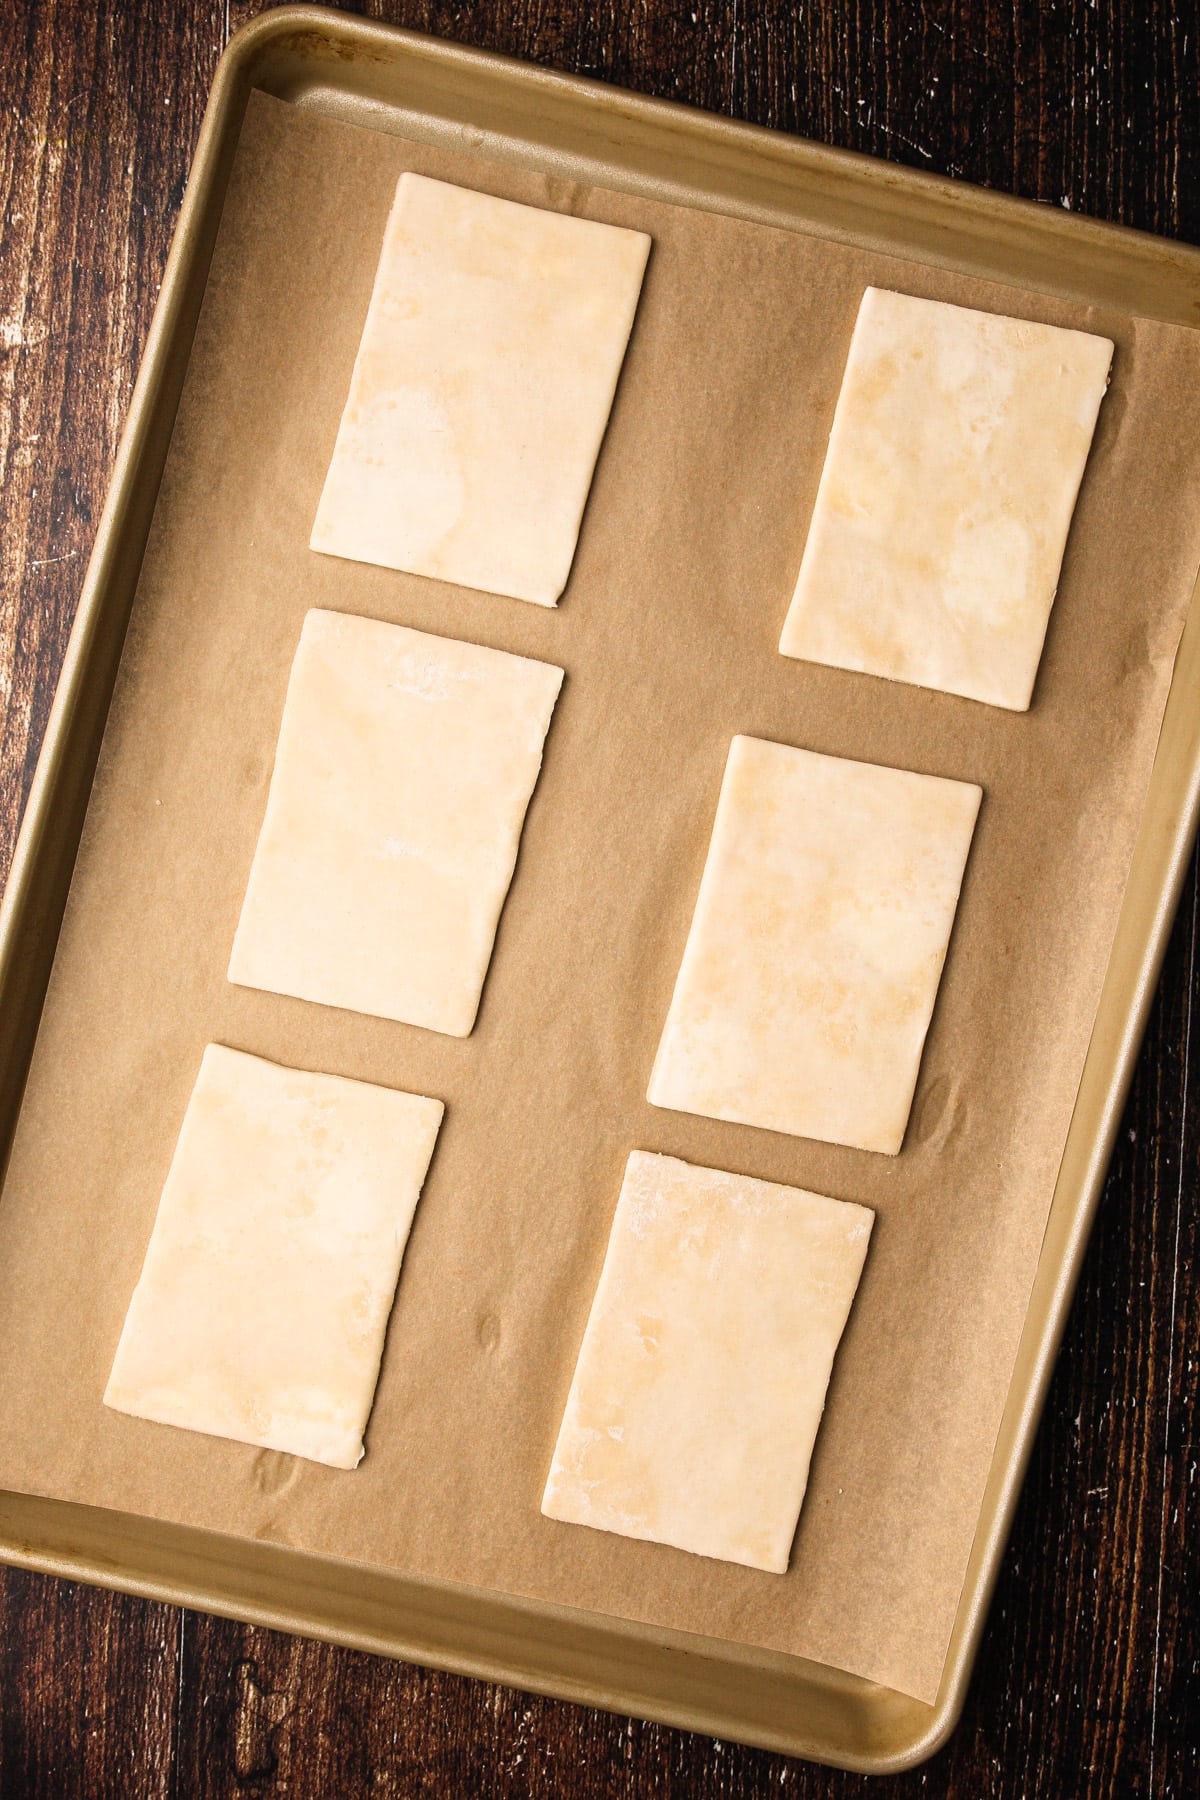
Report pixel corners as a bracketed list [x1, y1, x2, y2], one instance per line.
[1, 2, 1196, 1793]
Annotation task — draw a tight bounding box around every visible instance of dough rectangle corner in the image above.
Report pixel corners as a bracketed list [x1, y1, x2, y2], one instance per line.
[648, 735, 981, 1154]
[542, 1150, 874, 1572]
[228, 608, 564, 1034]
[103, 1043, 444, 1471]
[780, 285, 1114, 710]
[310, 172, 651, 606]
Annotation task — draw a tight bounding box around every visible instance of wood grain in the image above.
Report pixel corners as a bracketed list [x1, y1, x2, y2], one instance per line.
[1, 1, 1197, 1793]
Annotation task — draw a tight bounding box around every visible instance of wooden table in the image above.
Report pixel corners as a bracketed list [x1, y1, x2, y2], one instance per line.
[1, 3, 1195, 1793]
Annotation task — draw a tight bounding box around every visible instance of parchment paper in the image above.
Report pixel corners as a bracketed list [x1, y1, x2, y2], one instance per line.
[2, 92, 1199, 1704]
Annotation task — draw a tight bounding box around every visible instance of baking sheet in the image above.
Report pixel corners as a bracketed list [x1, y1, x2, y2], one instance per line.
[1, 92, 1198, 1705]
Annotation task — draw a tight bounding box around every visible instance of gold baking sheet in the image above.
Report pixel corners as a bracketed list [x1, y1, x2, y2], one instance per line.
[1, 11, 1199, 1757]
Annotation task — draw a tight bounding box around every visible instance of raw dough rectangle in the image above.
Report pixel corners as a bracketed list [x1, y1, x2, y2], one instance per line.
[311, 172, 651, 606]
[780, 287, 1113, 710]
[649, 736, 981, 1154]
[228, 609, 563, 1035]
[542, 1151, 873, 1572]
[104, 1045, 444, 1470]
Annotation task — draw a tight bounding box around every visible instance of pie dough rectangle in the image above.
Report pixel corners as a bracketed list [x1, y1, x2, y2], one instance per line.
[104, 1045, 444, 1470]
[228, 609, 563, 1035]
[780, 287, 1114, 710]
[311, 172, 651, 606]
[649, 735, 981, 1154]
[542, 1151, 873, 1572]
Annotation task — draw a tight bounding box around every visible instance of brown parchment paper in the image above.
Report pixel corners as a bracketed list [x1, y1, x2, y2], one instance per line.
[2, 92, 1200, 1706]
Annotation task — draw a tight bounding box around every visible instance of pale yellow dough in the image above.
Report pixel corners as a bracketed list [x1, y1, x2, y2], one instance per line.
[780, 287, 1114, 710]
[229, 610, 563, 1035]
[542, 1151, 873, 1572]
[649, 736, 981, 1154]
[104, 1045, 444, 1470]
[311, 172, 651, 606]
